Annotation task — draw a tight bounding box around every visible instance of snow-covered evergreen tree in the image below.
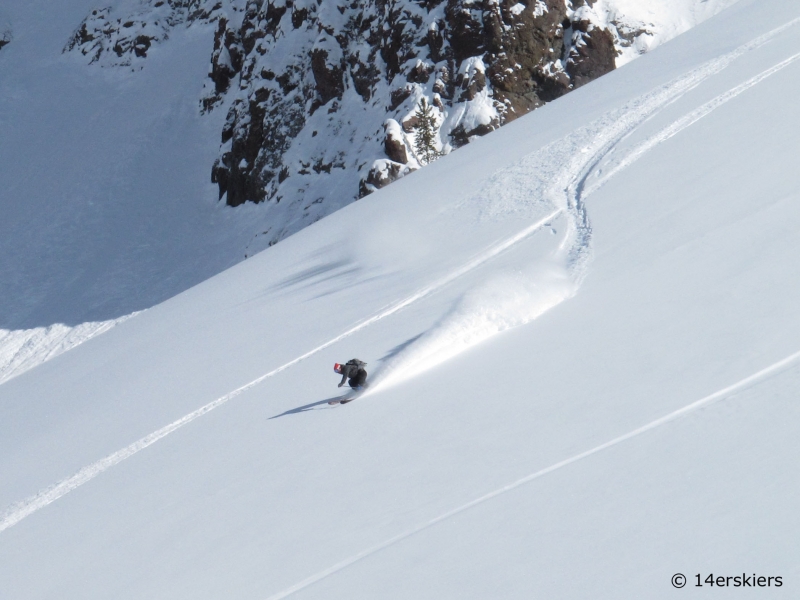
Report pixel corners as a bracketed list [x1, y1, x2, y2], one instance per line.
[413, 98, 442, 165]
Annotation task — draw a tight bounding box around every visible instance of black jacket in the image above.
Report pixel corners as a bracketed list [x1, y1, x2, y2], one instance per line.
[339, 361, 367, 386]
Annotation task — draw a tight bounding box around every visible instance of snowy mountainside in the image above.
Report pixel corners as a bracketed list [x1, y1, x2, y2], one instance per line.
[206, 0, 738, 249]
[0, 0, 735, 387]
[2, 1, 800, 597]
[64, 0, 739, 249]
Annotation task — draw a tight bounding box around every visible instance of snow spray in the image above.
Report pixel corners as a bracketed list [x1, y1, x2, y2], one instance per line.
[372, 260, 577, 390]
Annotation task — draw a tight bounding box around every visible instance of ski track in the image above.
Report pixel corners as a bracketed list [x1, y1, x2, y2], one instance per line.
[587, 50, 800, 197]
[265, 349, 800, 600]
[2, 19, 798, 535]
[376, 16, 800, 391]
[0, 209, 561, 534]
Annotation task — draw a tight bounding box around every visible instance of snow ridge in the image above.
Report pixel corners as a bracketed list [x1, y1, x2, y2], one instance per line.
[0, 315, 139, 387]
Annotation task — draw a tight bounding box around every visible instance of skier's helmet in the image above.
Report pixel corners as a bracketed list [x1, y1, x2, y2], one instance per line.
[334, 362, 341, 372]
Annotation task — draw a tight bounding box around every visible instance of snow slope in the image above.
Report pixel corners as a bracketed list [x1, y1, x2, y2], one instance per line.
[0, 0, 738, 384]
[2, 0, 800, 597]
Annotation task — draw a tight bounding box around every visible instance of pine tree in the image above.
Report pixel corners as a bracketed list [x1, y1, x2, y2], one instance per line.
[413, 98, 442, 165]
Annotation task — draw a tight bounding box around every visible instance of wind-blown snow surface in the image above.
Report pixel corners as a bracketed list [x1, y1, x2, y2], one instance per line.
[2, 0, 800, 597]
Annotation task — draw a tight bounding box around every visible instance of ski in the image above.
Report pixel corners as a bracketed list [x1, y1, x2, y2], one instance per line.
[328, 389, 366, 405]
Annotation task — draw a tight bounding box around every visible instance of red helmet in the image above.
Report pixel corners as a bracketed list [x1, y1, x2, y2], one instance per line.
[333, 362, 341, 372]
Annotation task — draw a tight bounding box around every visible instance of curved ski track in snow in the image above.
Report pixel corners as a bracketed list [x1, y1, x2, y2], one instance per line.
[2, 19, 798, 535]
[375, 15, 800, 390]
[586, 50, 800, 197]
[266, 350, 800, 600]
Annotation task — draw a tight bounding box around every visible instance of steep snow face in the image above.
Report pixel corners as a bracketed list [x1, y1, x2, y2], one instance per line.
[0, 0, 734, 386]
[2, 1, 800, 596]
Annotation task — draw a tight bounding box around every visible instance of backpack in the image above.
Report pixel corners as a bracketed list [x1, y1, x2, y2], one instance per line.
[346, 358, 367, 369]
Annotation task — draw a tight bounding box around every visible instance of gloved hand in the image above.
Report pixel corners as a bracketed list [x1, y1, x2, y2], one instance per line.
[338, 383, 343, 388]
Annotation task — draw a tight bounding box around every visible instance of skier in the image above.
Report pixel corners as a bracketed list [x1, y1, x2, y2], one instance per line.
[334, 359, 368, 390]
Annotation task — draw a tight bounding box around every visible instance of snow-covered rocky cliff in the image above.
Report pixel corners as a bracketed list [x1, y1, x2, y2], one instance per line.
[64, 0, 737, 246]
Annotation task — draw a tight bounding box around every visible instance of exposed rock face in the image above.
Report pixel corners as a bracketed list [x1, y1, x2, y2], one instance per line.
[203, 15, 244, 110]
[206, 0, 621, 222]
[63, 1, 224, 67]
[384, 119, 410, 165]
[565, 11, 617, 88]
[64, 0, 654, 246]
[360, 159, 416, 197]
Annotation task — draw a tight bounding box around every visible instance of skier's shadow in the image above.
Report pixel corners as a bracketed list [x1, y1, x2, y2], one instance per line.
[269, 396, 342, 419]
[379, 333, 423, 361]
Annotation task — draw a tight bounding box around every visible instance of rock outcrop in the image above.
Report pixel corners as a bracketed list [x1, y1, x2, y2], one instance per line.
[206, 0, 621, 223]
[64, 1, 224, 67]
[64, 0, 662, 246]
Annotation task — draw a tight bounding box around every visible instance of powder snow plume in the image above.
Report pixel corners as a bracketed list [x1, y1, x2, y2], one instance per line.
[373, 258, 577, 390]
